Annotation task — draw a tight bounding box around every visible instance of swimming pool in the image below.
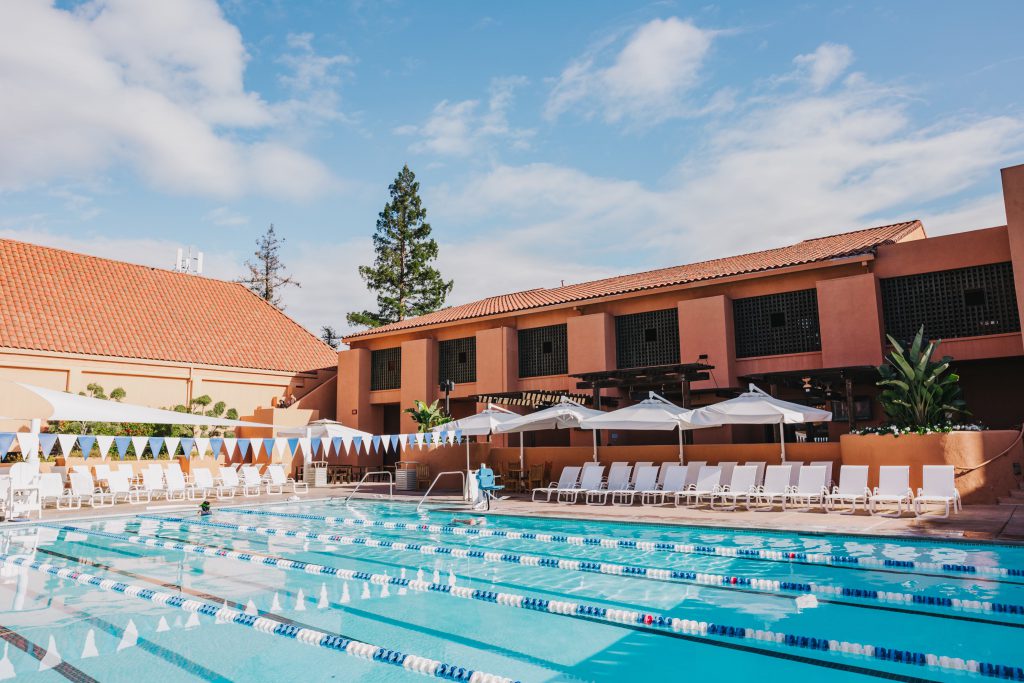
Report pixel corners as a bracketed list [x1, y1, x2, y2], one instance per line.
[1, 499, 1022, 682]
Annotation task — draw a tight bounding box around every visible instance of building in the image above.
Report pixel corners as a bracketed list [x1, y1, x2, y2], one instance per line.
[339, 164, 1024, 447]
[0, 239, 338, 431]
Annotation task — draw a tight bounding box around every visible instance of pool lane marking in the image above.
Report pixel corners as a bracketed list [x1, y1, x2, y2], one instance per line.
[5, 553, 517, 683]
[217, 507, 1024, 583]
[0, 624, 98, 683]
[139, 516, 1024, 624]
[50, 526, 1016, 682]
[13, 578, 232, 683]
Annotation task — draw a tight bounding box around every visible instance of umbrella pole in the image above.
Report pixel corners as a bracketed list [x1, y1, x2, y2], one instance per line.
[779, 423, 786, 463]
[519, 436, 525, 470]
[465, 439, 472, 501]
[592, 430, 598, 463]
[678, 427, 684, 464]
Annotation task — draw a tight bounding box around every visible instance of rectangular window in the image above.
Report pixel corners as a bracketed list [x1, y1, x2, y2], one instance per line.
[438, 337, 477, 384]
[370, 347, 401, 391]
[614, 308, 680, 369]
[518, 324, 568, 378]
[733, 289, 821, 358]
[880, 262, 1020, 342]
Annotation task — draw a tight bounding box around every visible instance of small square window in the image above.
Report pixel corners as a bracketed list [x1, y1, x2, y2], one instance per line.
[457, 351, 467, 364]
[964, 288, 986, 307]
[643, 328, 658, 343]
[770, 312, 786, 328]
[386, 360, 396, 372]
[542, 340, 553, 354]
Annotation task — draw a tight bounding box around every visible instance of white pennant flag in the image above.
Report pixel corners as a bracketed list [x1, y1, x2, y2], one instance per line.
[16, 433, 38, 461]
[223, 437, 238, 459]
[96, 435, 115, 459]
[274, 438, 289, 459]
[57, 434, 78, 457]
[298, 437, 312, 461]
[194, 437, 210, 459]
[164, 437, 180, 459]
[337, 434, 349, 456]
[130, 436, 148, 459]
[414, 433, 425, 449]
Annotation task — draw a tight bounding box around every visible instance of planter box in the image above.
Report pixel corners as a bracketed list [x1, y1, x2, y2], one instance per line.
[839, 431, 1023, 505]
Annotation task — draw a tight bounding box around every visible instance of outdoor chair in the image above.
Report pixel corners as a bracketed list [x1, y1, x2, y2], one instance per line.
[629, 462, 653, 487]
[532, 466, 580, 502]
[676, 466, 721, 507]
[710, 465, 758, 511]
[476, 465, 504, 510]
[682, 461, 707, 490]
[558, 466, 604, 505]
[238, 465, 263, 497]
[38, 473, 69, 509]
[744, 461, 767, 486]
[869, 466, 914, 517]
[914, 465, 962, 518]
[266, 464, 308, 494]
[586, 465, 631, 505]
[825, 465, 870, 514]
[642, 464, 685, 506]
[750, 465, 793, 511]
[612, 465, 658, 506]
[716, 461, 738, 489]
[783, 466, 828, 510]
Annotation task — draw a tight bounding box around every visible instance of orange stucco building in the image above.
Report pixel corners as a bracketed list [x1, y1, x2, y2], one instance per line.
[339, 163, 1024, 449]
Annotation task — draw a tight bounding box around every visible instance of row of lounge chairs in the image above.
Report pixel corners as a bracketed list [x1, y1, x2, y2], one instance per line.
[532, 462, 962, 518]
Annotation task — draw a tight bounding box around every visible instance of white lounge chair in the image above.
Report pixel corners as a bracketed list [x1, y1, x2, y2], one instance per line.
[643, 464, 686, 505]
[716, 462, 738, 489]
[134, 469, 167, 503]
[238, 466, 263, 497]
[164, 467, 194, 501]
[825, 465, 870, 514]
[809, 461, 834, 489]
[710, 465, 758, 511]
[38, 473, 70, 509]
[68, 472, 114, 508]
[629, 462, 653, 487]
[586, 466, 632, 505]
[676, 466, 721, 507]
[682, 461, 707, 490]
[558, 466, 604, 504]
[195, 468, 231, 500]
[784, 466, 828, 510]
[745, 461, 767, 486]
[869, 466, 914, 517]
[532, 466, 581, 502]
[612, 465, 658, 506]
[914, 465, 962, 518]
[751, 465, 793, 511]
[786, 462, 803, 487]
[105, 471, 136, 504]
[217, 467, 245, 498]
[266, 464, 308, 494]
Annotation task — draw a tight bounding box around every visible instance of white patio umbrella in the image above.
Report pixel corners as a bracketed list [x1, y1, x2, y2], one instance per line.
[495, 396, 605, 465]
[429, 404, 518, 475]
[579, 392, 719, 463]
[688, 384, 832, 461]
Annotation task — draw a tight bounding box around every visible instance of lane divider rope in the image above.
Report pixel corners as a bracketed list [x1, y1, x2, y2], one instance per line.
[162, 514, 1023, 619]
[56, 526, 1024, 681]
[0, 553, 515, 683]
[217, 507, 1023, 580]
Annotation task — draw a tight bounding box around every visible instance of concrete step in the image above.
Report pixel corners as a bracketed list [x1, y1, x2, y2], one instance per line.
[998, 497, 1024, 505]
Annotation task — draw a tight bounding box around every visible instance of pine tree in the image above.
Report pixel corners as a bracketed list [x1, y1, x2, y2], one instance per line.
[238, 224, 300, 309]
[320, 325, 341, 349]
[347, 165, 453, 328]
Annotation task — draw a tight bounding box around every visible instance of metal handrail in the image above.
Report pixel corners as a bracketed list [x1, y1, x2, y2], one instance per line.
[339, 471, 394, 504]
[416, 471, 468, 513]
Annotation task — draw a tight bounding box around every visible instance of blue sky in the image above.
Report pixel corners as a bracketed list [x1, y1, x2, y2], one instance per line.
[1, 1, 1022, 337]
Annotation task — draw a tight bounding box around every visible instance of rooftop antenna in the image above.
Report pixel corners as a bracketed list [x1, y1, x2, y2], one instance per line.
[173, 246, 204, 275]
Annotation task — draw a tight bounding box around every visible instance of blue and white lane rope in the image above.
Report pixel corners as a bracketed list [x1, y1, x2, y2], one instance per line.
[0, 553, 515, 683]
[142, 516, 1024, 619]
[58, 527, 1024, 680]
[217, 507, 1023, 580]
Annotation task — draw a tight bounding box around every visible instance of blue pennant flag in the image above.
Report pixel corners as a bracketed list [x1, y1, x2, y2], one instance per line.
[407, 434, 416, 447]
[332, 437, 343, 455]
[149, 437, 165, 458]
[352, 436, 362, 454]
[0, 433, 15, 462]
[424, 432, 434, 445]
[210, 438, 224, 457]
[389, 435, 400, 451]
[79, 435, 97, 460]
[262, 438, 276, 459]
[113, 436, 130, 459]
[286, 438, 299, 455]
[311, 437, 323, 457]
[39, 433, 58, 456]
[180, 438, 195, 459]
[237, 439, 251, 461]
[372, 435, 381, 453]
[455, 429, 463, 443]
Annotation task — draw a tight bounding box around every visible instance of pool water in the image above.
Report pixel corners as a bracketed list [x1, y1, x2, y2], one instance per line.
[1, 499, 1022, 682]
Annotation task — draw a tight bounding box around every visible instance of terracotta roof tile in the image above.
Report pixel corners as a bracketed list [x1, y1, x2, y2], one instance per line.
[0, 238, 338, 372]
[345, 221, 923, 340]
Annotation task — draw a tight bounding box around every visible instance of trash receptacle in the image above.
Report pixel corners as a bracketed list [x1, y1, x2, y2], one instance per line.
[395, 468, 417, 491]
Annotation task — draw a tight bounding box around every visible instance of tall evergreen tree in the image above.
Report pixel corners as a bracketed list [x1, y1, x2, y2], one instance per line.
[347, 165, 453, 328]
[237, 224, 300, 309]
[320, 325, 341, 349]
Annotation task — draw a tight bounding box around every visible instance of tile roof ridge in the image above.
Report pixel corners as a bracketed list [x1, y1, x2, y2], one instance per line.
[233, 282, 338, 366]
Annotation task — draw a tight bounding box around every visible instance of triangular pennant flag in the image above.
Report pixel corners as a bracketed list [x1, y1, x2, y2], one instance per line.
[274, 437, 288, 458]
[16, 433, 38, 459]
[156, 617, 170, 633]
[39, 433, 58, 457]
[237, 439, 251, 461]
[371, 435, 381, 453]
[407, 434, 416, 447]
[57, 433, 77, 457]
[0, 433, 16, 461]
[337, 435, 349, 455]
[351, 436, 362, 454]
[286, 438, 299, 455]
[298, 437, 311, 459]
[130, 436, 148, 459]
[194, 437, 209, 459]
[112, 436, 130, 459]
[149, 437, 165, 458]
[311, 437, 323, 457]
[262, 438, 276, 459]
[164, 437, 180, 458]
[455, 429, 463, 443]
[414, 433, 425, 448]
[223, 437, 238, 459]
[184, 612, 200, 629]
[96, 435, 115, 459]
[78, 435, 96, 460]
[389, 435, 400, 452]
[209, 438, 224, 458]
[427, 432, 437, 445]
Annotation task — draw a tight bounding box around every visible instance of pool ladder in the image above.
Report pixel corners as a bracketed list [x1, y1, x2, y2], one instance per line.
[416, 471, 471, 513]
[338, 471, 394, 505]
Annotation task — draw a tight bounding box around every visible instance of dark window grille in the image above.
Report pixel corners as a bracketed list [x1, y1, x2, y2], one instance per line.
[615, 308, 680, 369]
[518, 324, 568, 378]
[370, 347, 401, 391]
[733, 289, 821, 358]
[880, 262, 1020, 342]
[438, 337, 477, 384]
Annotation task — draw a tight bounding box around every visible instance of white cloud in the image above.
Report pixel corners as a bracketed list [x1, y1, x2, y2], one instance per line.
[273, 32, 352, 129]
[792, 43, 854, 91]
[0, 0, 335, 199]
[398, 77, 533, 157]
[917, 193, 1008, 236]
[545, 17, 718, 124]
[203, 206, 250, 228]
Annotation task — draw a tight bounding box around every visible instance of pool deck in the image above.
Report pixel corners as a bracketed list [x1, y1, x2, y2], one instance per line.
[5, 486, 1024, 544]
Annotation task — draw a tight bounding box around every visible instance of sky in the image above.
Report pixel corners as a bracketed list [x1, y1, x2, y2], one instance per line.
[1, 1, 1023, 340]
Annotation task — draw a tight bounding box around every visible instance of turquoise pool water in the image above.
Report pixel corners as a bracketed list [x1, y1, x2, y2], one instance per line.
[0, 499, 1022, 682]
